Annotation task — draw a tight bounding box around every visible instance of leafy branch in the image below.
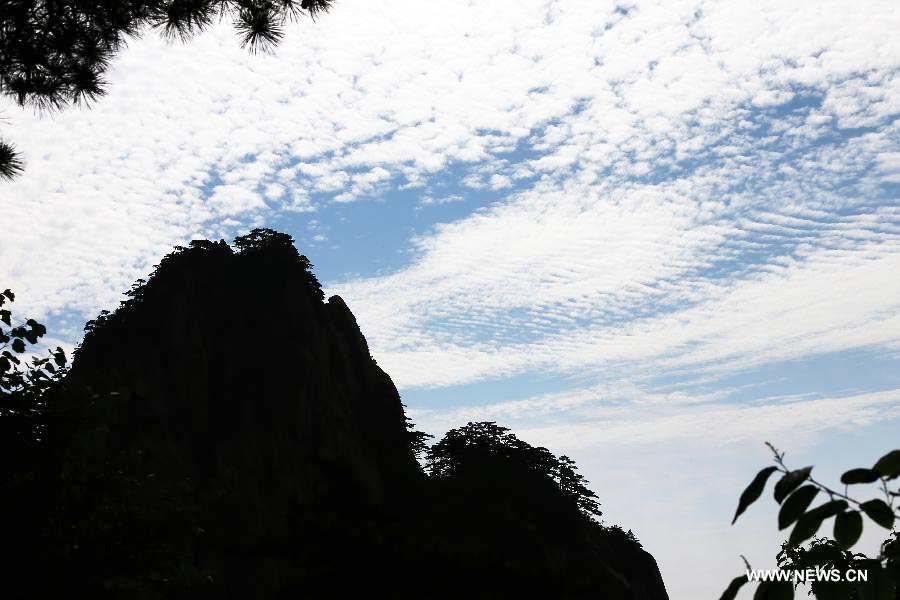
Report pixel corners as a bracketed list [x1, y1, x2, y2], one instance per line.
[721, 443, 900, 600]
[1, 288, 67, 398]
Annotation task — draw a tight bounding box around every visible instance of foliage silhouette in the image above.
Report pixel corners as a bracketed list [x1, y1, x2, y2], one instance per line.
[0, 286, 67, 454]
[723, 443, 900, 599]
[0, 0, 334, 180]
[413, 421, 663, 598]
[2, 230, 668, 599]
[0, 286, 68, 597]
[426, 420, 602, 519]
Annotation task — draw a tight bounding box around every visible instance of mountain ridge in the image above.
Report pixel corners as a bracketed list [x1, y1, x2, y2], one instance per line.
[10, 229, 668, 599]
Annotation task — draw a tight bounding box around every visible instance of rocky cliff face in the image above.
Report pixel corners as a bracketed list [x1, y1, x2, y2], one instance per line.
[29, 229, 668, 600]
[68, 233, 416, 507]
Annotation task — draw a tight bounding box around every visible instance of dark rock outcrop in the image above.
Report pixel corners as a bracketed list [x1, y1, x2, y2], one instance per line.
[14, 229, 668, 600]
[68, 233, 416, 508]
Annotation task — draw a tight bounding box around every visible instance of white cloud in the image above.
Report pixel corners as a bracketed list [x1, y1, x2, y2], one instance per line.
[3, 0, 896, 320]
[876, 151, 900, 182]
[335, 188, 900, 388]
[488, 174, 512, 190]
[207, 184, 267, 216]
[413, 381, 900, 459]
[517, 388, 900, 449]
[419, 194, 464, 206]
[264, 183, 285, 200]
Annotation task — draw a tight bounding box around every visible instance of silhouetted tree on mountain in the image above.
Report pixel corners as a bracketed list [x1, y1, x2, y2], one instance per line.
[2, 229, 669, 599]
[0, 0, 333, 180]
[426, 421, 602, 519]
[409, 421, 666, 599]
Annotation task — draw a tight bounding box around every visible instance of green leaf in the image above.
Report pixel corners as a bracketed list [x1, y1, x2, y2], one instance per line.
[53, 348, 66, 366]
[2, 289, 14, 301]
[778, 485, 819, 529]
[789, 500, 847, 546]
[790, 512, 824, 547]
[0, 309, 9, 325]
[834, 510, 863, 549]
[719, 575, 748, 600]
[774, 467, 812, 503]
[733, 466, 779, 524]
[872, 450, 900, 479]
[860, 499, 895, 529]
[753, 580, 793, 600]
[11, 338, 25, 353]
[841, 468, 881, 484]
[813, 500, 849, 519]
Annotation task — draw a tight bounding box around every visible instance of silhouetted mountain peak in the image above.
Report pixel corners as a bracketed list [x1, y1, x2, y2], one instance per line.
[70, 229, 415, 506]
[8, 229, 668, 599]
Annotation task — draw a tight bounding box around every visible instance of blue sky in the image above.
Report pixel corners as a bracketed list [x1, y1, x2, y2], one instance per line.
[2, 1, 899, 597]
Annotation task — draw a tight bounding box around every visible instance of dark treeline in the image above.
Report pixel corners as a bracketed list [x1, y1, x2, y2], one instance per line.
[0, 229, 668, 599]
